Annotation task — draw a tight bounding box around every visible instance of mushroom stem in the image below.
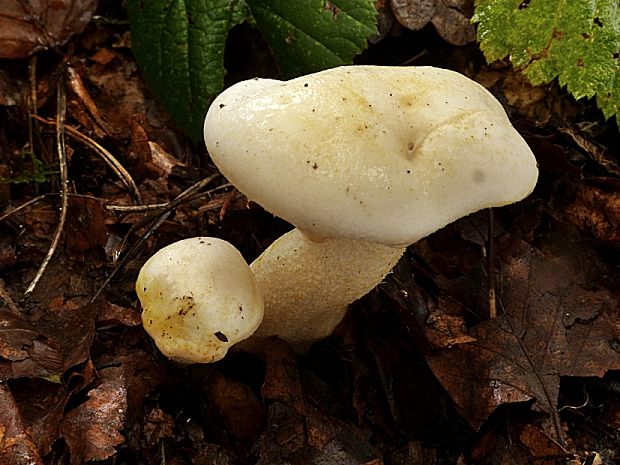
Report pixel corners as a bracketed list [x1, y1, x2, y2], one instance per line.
[246, 228, 405, 349]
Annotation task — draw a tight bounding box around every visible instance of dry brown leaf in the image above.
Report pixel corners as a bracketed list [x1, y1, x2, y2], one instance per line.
[390, 0, 475, 45]
[62, 379, 127, 464]
[564, 184, 620, 249]
[85, 55, 150, 140]
[371, 0, 396, 43]
[0, 383, 43, 465]
[208, 371, 265, 440]
[424, 296, 477, 349]
[67, 66, 115, 138]
[391, 0, 436, 30]
[96, 299, 142, 327]
[0, 0, 98, 59]
[426, 241, 620, 429]
[65, 196, 109, 260]
[262, 337, 305, 414]
[256, 338, 381, 465]
[93, 352, 164, 420]
[142, 407, 174, 448]
[0, 310, 63, 381]
[11, 379, 69, 457]
[430, 0, 476, 46]
[0, 298, 97, 381]
[519, 424, 570, 464]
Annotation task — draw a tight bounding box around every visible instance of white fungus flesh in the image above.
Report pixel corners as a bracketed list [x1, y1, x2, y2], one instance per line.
[204, 66, 538, 246]
[136, 237, 263, 363]
[246, 229, 404, 348]
[203, 66, 539, 348]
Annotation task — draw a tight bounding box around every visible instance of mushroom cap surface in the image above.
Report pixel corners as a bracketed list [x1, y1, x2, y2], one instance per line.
[136, 237, 263, 363]
[204, 66, 538, 246]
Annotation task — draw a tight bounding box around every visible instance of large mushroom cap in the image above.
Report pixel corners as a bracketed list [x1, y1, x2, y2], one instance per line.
[136, 237, 263, 363]
[204, 66, 538, 246]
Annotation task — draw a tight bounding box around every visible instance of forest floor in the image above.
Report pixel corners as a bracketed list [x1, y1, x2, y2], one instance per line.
[0, 1, 619, 465]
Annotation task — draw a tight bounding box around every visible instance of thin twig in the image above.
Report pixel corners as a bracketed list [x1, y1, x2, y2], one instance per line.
[27, 55, 38, 191]
[107, 202, 170, 212]
[32, 115, 142, 204]
[496, 297, 566, 446]
[0, 193, 105, 224]
[119, 173, 221, 246]
[90, 210, 171, 304]
[115, 174, 221, 250]
[90, 174, 220, 303]
[25, 74, 69, 296]
[557, 387, 591, 412]
[487, 208, 497, 319]
[400, 49, 429, 66]
[0, 194, 48, 223]
[106, 182, 231, 212]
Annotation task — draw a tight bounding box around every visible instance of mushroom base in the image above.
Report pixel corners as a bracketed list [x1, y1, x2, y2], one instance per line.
[241, 228, 405, 351]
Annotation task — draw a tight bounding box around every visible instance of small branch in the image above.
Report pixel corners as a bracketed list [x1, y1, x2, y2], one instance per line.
[116, 174, 222, 245]
[32, 115, 142, 205]
[27, 55, 39, 193]
[497, 298, 566, 446]
[487, 208, 497, 319]
[90, 174, 220, 303]
[106, 183, 231, 212]
[0, 193, 103, 224]
[25, 74, 69, 296]
[0, 194, 48, 223]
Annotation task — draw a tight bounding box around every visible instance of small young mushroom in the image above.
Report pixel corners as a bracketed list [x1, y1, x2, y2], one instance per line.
[136, 237, 263, 363]
[204, 66, 538, 348]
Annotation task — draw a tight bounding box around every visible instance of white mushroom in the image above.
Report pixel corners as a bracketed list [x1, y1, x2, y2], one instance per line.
[204, 65, 538, 348]
[136, 237, 263, 363]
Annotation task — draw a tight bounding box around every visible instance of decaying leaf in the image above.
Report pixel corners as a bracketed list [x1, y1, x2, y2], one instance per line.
[0, 383, 43, 465]
[256, 338, 381, 465]
[564, 184, 620, 249]
[141, 407, 174, 448]
[96, 299, 142, 327]
[371, 0, 396, 43]
[519, 424, 569, 464]
[0, 298, 97, 381]
[430, 0, 476, 46]
[11, 379, 72, 458]
[0, 0, 98, 59]
[65, 197, 109, 260]
[391, 0, 436, 30]
[208, 370, 265, 440]
[426, 240, 620, 429]
[0, 69, 25, 106]
[391, 0, 476, 45]
[0, 310, 63, 381]
[62, 379, 127, 464]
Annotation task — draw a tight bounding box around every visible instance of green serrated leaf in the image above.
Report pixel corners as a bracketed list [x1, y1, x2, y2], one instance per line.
[246, 0, 377, 78]
[127, 0, 250, 142]
[473, 0, 620, 120]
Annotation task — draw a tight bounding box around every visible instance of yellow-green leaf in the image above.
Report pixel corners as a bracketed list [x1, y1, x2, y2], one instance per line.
[474, 0, 620, 120]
